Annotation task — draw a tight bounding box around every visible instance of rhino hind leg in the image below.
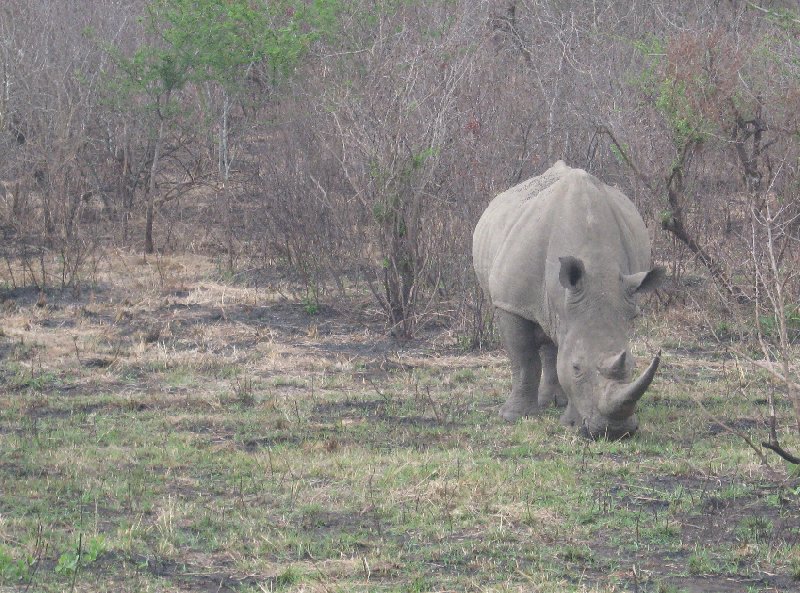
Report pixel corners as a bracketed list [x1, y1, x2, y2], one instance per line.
[538, 342, 567, 408]
[496, 309, 545, 422]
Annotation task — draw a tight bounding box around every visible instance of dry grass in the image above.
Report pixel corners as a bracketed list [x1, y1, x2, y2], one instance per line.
[1, 253, 799, 592]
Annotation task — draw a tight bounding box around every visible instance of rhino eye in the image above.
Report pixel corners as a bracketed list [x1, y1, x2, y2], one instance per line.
[572, 363, 582, 375]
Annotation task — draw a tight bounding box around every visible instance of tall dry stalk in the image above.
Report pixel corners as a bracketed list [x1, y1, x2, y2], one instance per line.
[748, 199, 800, 462]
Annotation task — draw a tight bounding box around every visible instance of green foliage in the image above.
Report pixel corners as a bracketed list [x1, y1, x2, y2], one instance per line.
[405, 575, 433, 593]
[687, 547, 715, 575]
[654, 78, 707, 147]
[10, 368, 60, 392]
[631, 34, 666, 90]
[303, 294, 320, 315]
[372, 201, 390, 224]
[715, 320, 732, 338]
[108, 0, 340, 106]
[54, 536, 106, 576]
[758, 304, 800, 341]
[632, 34, 711, 149]
[0, 547, 32, 582]
[751, 4, 800, 34]
[83, 536, 107, 564]
[735, 516, 773, 544]
[558, 544, 594, 563]
[411, 146, 439, 170]
[609, 141, 628, 165]
[147, 0, 320, 83]
[275, 565, 302, 587]
[54, 551, 78, 575]
[450, 368, 476, 384]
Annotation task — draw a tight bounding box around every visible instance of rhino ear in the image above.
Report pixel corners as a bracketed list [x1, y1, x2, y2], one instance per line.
[559, 256, 586, 291]
[624, 266, 666, 295]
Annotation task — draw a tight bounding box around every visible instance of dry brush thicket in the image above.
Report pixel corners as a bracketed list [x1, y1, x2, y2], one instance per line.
[1, 2, 799, 415]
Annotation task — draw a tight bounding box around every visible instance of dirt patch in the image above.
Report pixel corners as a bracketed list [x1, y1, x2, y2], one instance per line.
[241, 434, 307, 451]
[294, 508, 378, 535]
[0, 461, 39, 480]
[19, 396, 183, 421]
[311, 398, 460, 448]
[313, 398, 386, 418]
[651, 575, 776, 593]
[590, 474, 800, 591]
[707, 417, 764, 435]
[120, 554, 265, 592]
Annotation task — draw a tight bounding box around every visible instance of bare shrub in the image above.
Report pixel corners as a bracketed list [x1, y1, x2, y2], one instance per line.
[0, 0, 122, 291]
[1, 0, 799, 368]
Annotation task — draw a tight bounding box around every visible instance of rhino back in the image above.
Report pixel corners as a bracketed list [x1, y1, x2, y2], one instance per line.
[473, 163, 651, 335]
[473, 161, 570, 291]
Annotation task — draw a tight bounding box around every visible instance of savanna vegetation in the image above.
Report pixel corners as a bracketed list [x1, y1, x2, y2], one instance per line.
[1, 1, 799, 591]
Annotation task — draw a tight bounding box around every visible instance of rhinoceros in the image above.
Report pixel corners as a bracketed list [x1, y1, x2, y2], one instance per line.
[473, 161, 664, 439]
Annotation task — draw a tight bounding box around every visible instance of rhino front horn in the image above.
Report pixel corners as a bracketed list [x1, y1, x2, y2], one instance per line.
[601, 351, 661, 418]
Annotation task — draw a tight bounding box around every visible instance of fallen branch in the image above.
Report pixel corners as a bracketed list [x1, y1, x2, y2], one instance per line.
[761, 441, 800, 464]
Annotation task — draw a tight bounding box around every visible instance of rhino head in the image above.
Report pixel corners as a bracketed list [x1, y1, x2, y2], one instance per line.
[555, 256, 664, 439]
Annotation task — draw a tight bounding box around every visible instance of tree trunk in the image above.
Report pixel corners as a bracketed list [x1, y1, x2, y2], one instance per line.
[144, 197, 154, 254]
[661, 160, 749, 302]
[144, 113, 166, 255]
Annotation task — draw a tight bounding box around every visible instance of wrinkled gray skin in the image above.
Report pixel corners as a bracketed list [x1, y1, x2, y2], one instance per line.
[473, 161, 664, 439]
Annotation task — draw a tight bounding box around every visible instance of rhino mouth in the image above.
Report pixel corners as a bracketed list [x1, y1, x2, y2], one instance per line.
[579, 416, 639, 441]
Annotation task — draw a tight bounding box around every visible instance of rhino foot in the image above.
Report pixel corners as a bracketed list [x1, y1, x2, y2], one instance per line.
[538, 385, 567, 408]
[499, 399, 539, 422]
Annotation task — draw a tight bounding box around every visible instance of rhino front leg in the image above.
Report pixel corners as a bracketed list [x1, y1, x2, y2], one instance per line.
[538, 342, 567, 408]
[496, 309, 544, 421]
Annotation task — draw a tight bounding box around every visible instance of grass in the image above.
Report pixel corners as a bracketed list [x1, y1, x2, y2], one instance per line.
[0, 254, 799, 592]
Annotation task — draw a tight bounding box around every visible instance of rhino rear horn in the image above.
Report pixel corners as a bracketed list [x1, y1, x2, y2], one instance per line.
[600, 350, 630, 380]
[601, 351, 661, 418]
